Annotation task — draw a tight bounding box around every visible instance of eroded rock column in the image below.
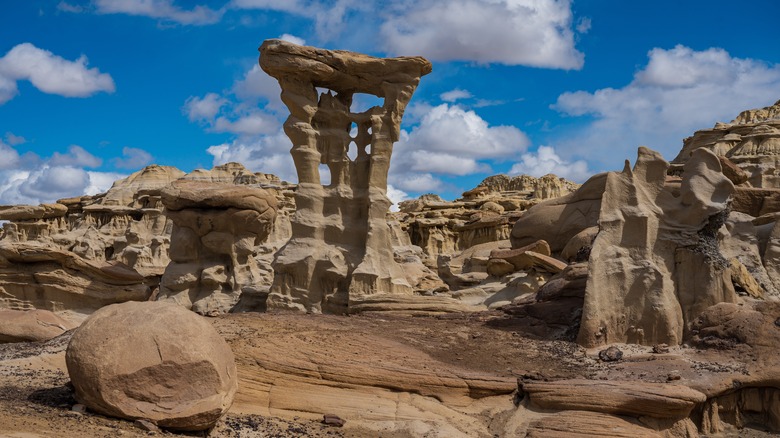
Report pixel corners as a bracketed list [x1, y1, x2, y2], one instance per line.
[259, 39, 431, 313]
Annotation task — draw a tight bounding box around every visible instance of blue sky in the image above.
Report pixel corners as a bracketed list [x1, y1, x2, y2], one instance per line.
[1, 0, 779, 205]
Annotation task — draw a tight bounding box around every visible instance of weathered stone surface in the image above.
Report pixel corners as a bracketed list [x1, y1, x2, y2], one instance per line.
[65, 301, 237, 431]
[510, 173, 607, 253]
[521, 379, 706, 419]
[260, 39, 430, 313]
[578, 147, 736, 347]
[0, 243, 150, 313]
[525, 410, 662, 438]
[0, 309, 76, 343]
[671, 99, 780, 188]
[157, 180, 277, 315]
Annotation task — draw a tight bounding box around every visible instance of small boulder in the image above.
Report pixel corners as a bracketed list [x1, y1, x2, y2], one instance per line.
[598, 346, 623, 362]
[65, 301, 237, 431]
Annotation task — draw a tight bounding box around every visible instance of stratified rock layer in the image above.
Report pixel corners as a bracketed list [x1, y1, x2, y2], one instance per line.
[260, 39, 431, 313]
[671, 99, 780, 188]
[65, 301, 237, 431]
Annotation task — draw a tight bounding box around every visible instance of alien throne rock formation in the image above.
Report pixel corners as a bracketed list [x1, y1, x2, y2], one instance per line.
[259, 40, 432, 313]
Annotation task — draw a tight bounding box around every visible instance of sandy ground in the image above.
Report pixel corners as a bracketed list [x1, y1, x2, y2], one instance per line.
[0, 310, 775, 437]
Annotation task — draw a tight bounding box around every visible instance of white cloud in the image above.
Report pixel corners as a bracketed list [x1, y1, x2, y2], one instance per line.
[207, 130, 296, 181]
[93, 0, 224, 25]
[212, 112, 280, 136]
[57, 1, 85, 13]
[232, 65, 281, 104]
[409, 151, 490, 175]
[553, 45, 780, 170]
[576, 17, 591, 33]
[0, 141, 21, 170]
[399, 104, 529, 158]
[0, 43, 115, 104]
[4, 132, 26, 146]
[380, 0, 584, 68]
[0, 142, 126, 205]
[440, 88, 473, 103]
[183, 92, 227, 121]
[508, 145, 590, 182]
[387, 103, 529, 195]
[279, 33, 306, 46]
[112, 146, 153, 169]
[388, 172, 443, 193]
[49, 145, 102, 168]
[387, 184, 409, 212]
[231, 0, 367, 41]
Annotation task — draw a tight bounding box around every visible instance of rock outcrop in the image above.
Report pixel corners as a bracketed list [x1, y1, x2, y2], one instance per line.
[65, 301, 237, 431]
[260, 39, 431, 313]
[156, 180, 277, 315]
[398, 174, 578, 258]
[671, 99, 780, 188]
[0, 309, 77, 343]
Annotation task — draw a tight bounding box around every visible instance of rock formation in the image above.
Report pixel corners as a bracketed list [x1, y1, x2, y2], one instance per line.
[260, 39, 432, 313]
[671, 99, 780, 188]
[0, 309, 76, 343]
[65, 301, 237, 431]
[156, 180, 277, 315]
[398, 174, 578, 258]
[578, 147, 736, 347]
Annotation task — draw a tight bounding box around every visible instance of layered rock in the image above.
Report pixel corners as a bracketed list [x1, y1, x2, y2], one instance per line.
[65, 301, 237, 431]
[398, 174, 578, 258]
[671, 99, 780, 188]
[0, 309, 77, 343]
[260, 39, 431, 313]
[156, 180, 277, 315]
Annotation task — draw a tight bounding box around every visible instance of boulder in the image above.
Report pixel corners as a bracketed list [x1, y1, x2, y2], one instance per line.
[65, 301, 237, 431]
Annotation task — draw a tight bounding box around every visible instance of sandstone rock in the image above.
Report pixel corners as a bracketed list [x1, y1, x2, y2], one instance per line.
[670, 99, 780, 188]
[560, 226, 598, 262]
[0, 243, 150, 313]
[157, 180, 277, 315]
[510, 172, 607, 253]
[261, 39, 430, 313]
[729, 258, 764, 298]
[578, 147, 736, 347]
[65, 301, 237, 431]
[525, 410, 661, 438]
[0, 309, 76, 343]
[520, 379, 706, 419]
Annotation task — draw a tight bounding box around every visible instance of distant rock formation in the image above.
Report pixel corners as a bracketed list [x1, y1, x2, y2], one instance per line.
[398, 174, 579, 258]
[260, 39, 432, 313]
[671, 99, 780, 188]
[156, 180, 277, 315]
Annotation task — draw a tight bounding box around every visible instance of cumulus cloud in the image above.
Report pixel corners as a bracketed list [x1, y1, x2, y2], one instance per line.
[440, 88, 473, 103]
[207, 130, 296, 181]
[183, 92, 227, 121]
[552, 45, 780, 170]
[380, 0, 584, 68]
[387, 184, 410, 212]
[508, 145, 590, 182]
[4, 132, 26, 146]
[0, 43, 115, 104]
[386, 103, 529, 194]
[0, 142, 127, 205]
[0, 141, 21, 171]
[49, 145, 102, 168]
[112, 146, 153, 169]
[231, 0, 369, 40]
[92, 0, 224, 25]
[576, 17, 591, 33]
[278, 33, 306, 45]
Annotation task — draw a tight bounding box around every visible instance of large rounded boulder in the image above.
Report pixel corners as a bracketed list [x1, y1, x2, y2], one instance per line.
[65, 301, 237, 431]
